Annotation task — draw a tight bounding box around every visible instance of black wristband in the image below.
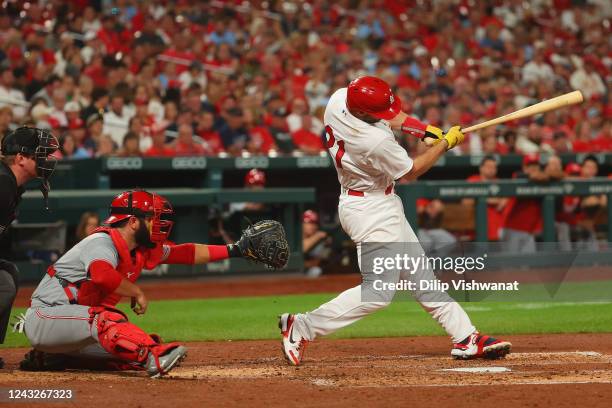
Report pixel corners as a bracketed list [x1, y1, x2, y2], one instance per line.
[227, 244, 242, 258]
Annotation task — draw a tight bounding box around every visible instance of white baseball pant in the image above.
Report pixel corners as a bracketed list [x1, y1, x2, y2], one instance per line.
[294, 190, 476, 344]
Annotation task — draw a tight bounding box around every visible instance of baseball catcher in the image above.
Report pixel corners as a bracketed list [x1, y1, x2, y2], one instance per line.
[17, 189, 288, 377]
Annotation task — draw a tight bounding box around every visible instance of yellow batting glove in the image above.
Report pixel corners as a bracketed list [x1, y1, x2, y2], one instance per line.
[423, 124, 443, 146]
[442, 126, 465, 150]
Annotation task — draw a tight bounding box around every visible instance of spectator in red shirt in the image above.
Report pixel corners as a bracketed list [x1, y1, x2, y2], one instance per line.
[248, 123, 277, 155]
[464, 156, 508, 241]
[578, 156, 606, 248]
[481, 132, 509, 155]
[501, 154, 547, 253]
[170, 123, 206, 156]
[97, 15, 129, 56]
[572, 122, 594, 153]
[592, 119, 612, 151]
[144, 126, 173, 157]
[291, 115, 325, 154]
[302, 210, 331, 278]
[196, 111, 225, 155]
[556, 162, 582, 251]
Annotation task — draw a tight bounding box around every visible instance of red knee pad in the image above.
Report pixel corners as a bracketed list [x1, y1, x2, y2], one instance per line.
[91, 307, 157, 363]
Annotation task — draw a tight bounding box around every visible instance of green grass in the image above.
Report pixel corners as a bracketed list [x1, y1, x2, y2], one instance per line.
[3, 292, 612, 348]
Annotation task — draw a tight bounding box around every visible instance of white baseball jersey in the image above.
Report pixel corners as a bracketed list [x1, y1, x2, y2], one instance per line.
[323, 88, 413, 192]
[295, 89, 476, 346]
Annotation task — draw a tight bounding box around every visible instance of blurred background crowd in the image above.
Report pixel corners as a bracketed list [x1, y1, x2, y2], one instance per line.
[0, 0, 609, 160]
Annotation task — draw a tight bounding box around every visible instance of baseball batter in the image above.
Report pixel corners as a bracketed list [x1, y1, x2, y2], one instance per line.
[279, 76, 511, 365]
[17, 190, 288, 377]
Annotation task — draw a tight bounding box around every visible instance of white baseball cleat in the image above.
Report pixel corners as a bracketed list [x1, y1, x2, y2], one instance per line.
[451, 332, 512, 360]
[278, 313, 309, 366]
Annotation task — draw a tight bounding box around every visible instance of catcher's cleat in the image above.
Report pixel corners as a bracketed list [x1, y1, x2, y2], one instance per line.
[145, 345, 187, 378]
[19, 349, 68, 371]
[279, 313, 309, 366]
[451, 332, 512, 360]
[231, 220, 290, 269]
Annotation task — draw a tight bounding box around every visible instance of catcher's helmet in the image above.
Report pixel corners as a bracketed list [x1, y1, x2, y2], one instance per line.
[104, 190, 174, 243]
[245, 168, 266, 187]
[346, 76, 401, 120]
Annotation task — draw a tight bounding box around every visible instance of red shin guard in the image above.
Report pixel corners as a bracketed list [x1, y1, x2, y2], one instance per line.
[91, 307, 158, 363]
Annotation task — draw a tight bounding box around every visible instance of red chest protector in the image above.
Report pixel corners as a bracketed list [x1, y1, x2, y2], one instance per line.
[77, 227, 164, 307]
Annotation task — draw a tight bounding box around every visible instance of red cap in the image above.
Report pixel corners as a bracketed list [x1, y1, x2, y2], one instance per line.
[346, 76, 402, 120]
[47, 116, 62, 129]
[565, 162, 581, 175]
[522, 153, 540, 166]
[245, 168, 266, 187]
[303, 210, 319, 224]
[69, 118, 84, 129]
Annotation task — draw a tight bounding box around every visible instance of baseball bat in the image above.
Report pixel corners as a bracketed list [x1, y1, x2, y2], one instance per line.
[462, 90, 584, 134]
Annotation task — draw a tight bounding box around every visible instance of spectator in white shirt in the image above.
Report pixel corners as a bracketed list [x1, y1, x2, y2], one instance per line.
[178, 61, 208, 91]
[521, 50, 554, 84]
[48, 88, 68, 128]
[0, 67, 27, 119]
[516, 123, 554, 154]
[287, 98, 323, 135]
[570, 59, 606, 99]
[103, 93, 133, 146]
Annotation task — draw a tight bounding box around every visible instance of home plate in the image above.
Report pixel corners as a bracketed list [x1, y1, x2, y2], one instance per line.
[441, 367, 511, 373]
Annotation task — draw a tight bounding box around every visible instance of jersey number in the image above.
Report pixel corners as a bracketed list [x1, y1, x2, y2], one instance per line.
[325, 126, 345, 169]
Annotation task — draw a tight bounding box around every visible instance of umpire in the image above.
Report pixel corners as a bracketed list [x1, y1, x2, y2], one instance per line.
[0, 127, 58, 368]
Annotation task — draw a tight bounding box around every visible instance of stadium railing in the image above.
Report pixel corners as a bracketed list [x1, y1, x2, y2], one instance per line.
[45, 154, 612, 190]
[397, 178, 612, 243]
[16, 187, 314, 282]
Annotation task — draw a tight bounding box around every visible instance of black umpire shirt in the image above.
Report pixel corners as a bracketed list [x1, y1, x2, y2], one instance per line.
[0, 161, 25, 258]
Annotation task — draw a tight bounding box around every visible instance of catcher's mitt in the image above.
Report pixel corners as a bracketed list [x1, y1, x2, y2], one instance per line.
[234, 220, 289, 269]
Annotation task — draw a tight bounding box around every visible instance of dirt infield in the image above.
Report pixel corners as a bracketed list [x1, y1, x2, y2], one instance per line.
[2, 334, 612, 407]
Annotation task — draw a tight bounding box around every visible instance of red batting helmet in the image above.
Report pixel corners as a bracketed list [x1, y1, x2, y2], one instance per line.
[245, 168, 266, 187]
[104, 190, 174, 243]
[346, 76, 402, 120]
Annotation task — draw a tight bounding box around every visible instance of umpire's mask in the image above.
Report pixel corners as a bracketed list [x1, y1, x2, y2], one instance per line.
[1, 127, 59, 209]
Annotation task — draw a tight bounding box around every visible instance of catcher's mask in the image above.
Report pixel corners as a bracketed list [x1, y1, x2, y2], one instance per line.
[1, 127, 59, 209]
[104, 190, 174, 245]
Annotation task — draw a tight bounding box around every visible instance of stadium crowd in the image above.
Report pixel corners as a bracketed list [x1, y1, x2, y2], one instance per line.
[0, 0, 609, 160]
